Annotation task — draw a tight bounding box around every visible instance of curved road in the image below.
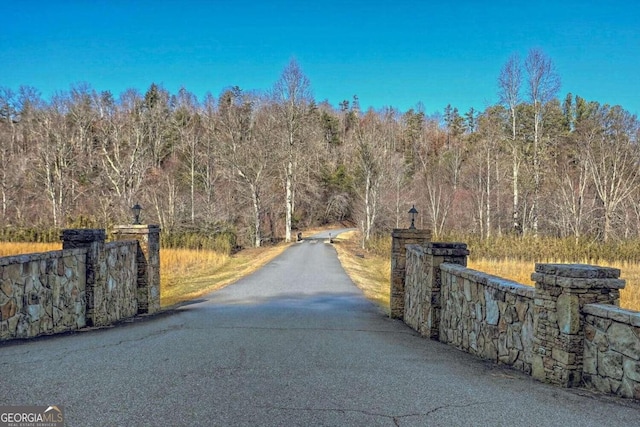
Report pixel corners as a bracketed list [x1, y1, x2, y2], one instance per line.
[1, 229, 639, 426]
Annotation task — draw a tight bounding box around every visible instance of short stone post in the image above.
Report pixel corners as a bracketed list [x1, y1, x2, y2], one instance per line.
[531, 263, 624, 387]
[425, 242, 469, 340]
[112, 225, 161, 314]
[61, 229, 106, 327]
[390, 228, 431, 319]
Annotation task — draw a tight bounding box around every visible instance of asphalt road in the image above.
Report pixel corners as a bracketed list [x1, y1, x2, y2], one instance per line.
[1, 229, 639, 426]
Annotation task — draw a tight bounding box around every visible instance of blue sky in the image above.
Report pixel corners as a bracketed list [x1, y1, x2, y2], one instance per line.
[2, 0, 638, 116]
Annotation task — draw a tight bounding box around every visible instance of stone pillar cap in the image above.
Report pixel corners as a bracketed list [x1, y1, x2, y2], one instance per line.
[534, 263, 620, 279]
[113, 224, 161, 233]
[60, 228, 106, 241]
[392, 228, 431, 238]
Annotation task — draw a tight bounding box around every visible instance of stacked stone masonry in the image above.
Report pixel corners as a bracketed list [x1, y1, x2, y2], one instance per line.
[390, 229, 431, 319]
[399, 239, 640, 402]
[583, 304, 640, 399]
[0, 226, 160, 341]
[0, 249, 87, 339]
[531, 264, 624, 387]
[439, 263, 535, 375]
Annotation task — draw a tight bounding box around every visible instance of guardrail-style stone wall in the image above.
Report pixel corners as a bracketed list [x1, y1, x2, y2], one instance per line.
[439, 263, 535, 375]
[0, 249, 87, 339]
[0, 226, 160, 341]
[100, 242, 139, 325]
[397, 234, 639, 401]
[583, 304, 640, 399]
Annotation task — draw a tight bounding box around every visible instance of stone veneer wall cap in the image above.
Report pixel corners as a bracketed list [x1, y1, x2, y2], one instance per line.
[425, 245, 470, 257]
[0, 248, 87, 266]
[531, 273, 625, 290]
[583, 303, 640, 324]
[534, 263, 621, 279]
[429, 242, 469, 249]
[441, 263, 534, 297]
[392, 228, 431, 235]
[113, 224, 161, 233]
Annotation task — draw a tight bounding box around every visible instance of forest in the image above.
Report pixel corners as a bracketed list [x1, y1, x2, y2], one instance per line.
[0, 50, 639, 250]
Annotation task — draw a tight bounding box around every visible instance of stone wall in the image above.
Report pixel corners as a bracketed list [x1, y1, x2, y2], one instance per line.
[399, 238, 640, 401]
[0, 249, 87, 339]
[583, 304, 640, 399]
[0, 226, 160, 341]
[97, 242, 139, 325]
[439, 263, 535, 374]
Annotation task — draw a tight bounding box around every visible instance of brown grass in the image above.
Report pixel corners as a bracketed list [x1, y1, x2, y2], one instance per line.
[328, 232, 640, 314]
[0, 242, 61, 257]
[469, 258, 640, 312]
[160, 244, 291, 307]
[333, 230, 391, 313]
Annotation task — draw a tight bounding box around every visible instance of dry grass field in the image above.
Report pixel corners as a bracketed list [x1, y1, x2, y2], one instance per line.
[332, 231, 391, 314]
[331, 233, 640, 313]
[0, 242, 61, 257]
[469, 258, 640, 312]
[160, 244, 290, 307]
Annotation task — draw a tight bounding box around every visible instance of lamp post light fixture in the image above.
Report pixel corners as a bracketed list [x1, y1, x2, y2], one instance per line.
[408, 205, 418, 229]
[131, 203, 143, 225]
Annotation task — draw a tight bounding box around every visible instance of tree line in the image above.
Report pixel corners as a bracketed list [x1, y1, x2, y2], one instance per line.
[0, 51, 638, 248]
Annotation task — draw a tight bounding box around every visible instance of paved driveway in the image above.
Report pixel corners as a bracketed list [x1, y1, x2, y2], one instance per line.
[1, 230, 639, 426]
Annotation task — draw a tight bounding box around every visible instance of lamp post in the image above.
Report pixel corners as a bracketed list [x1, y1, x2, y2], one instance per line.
[408, 205, 418, 229]
[131, 203, 142, 225]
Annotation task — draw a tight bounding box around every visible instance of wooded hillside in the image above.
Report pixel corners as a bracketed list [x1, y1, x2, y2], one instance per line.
[1, 53, 638, 247]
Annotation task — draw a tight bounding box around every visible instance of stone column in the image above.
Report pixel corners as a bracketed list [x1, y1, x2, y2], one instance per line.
[390, 228, 431, 319]
[531, 263, 624, 387]
[112, 225, 161, 314]
[425, 242, 469, 340]
[61, 229, 106, 327]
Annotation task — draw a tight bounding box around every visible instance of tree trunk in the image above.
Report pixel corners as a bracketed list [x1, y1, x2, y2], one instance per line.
[251, 184, 261, 248]
[285, 158, 293, 243]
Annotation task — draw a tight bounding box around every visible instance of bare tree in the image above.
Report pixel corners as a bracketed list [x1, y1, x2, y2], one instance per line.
[548, 113, 597, 240]
[142, 84, 173, 168]
[0, 88, 18, 223]
[272, 59, 313, 242]
[353, 110, 385, 244]
[98, 89, 150, 217]
[34, 94, 82, 227]
[498, 54, 523, 233]
[586, 105, 640, 242]
[217, 88, 274, 247]
[414, 122, 459, 238]
[525, 48, 561, 235]
[173, 87, 202, 224]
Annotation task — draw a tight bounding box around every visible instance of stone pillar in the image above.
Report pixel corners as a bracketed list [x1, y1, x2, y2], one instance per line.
[390, 228, 431, 319]
[531, 263, 624, 387]
[61, 229, 106, 327]
[425, 242, 469, 340]
[112, 225, 161, 314]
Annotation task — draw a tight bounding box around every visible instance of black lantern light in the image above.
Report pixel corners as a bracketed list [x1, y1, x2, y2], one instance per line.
[408, 205, 418, 229]
[131, 203, 142, 225]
